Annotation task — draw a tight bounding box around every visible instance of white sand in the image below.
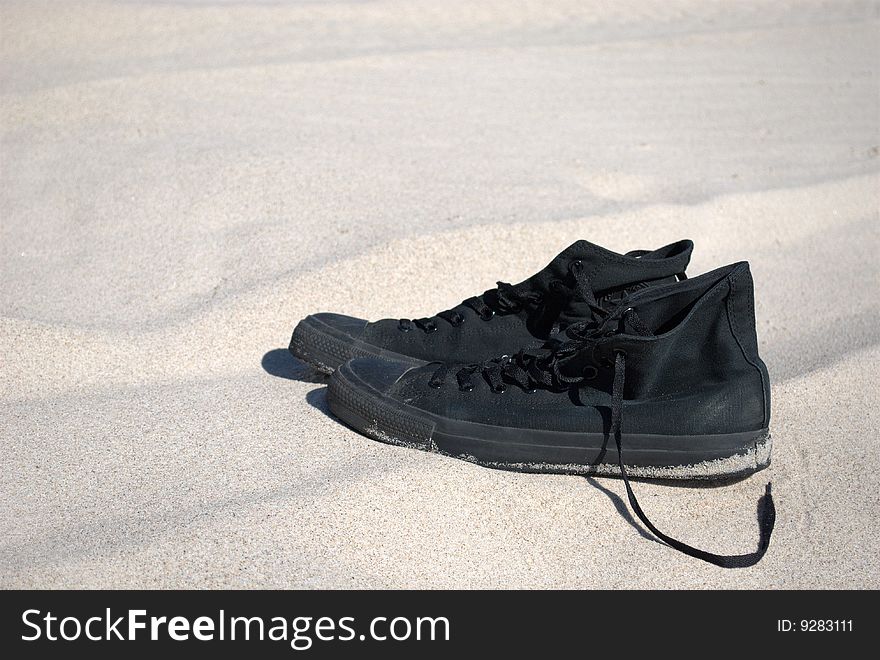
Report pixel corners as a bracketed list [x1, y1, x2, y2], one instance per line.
[1, 0, 878, 588]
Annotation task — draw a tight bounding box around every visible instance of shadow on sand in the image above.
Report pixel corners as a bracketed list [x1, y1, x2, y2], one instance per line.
[262, 348, 328, 384]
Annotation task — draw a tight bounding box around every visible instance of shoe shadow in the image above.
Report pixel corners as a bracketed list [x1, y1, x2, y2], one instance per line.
[637, 473, 755, 489]
[262, 348, 329, 384]
[305, 386, 335, 420]
[583, 477, 658, 544]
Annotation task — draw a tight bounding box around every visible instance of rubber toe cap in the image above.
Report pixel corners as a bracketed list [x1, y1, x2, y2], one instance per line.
[343, 357, 416, 395]
[309, 312, 368, 338]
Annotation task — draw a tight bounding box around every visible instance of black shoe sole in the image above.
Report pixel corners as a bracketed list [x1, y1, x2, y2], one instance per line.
[289, 315, 425, 374]
[328, 360, 772, 481]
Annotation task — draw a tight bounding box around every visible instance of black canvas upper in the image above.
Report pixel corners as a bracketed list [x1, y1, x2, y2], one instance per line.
[375, 261, 769, 438]
[311, 239, 693, 365]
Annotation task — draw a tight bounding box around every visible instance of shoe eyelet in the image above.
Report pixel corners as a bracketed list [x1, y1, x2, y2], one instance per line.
[600, 349, 626, 368]
[569, 259, 584, 274]
[398, 320, 411, 332]
[480, 309, 495, 321]
[451, 313, 464, 327]
[493, 383, 507, 394]
[459, 384, 474, 392]
[428, 380, 442, 389]
[549, 280, 566, 294]
[425, 324, 438, 334]
[582, 365, 598, 380]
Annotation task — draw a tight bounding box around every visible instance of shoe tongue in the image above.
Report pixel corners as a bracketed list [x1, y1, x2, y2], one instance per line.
[557, 239, 691, 293]
[525, 240, 691, 326]
[552, 306, 657, 381]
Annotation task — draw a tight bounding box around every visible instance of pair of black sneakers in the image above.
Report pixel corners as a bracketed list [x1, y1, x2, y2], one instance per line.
[290, 239, 775, 567]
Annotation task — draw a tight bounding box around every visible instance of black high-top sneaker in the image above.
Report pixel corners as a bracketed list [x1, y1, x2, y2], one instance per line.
[290, 239, 693, 373]
[327, 261, 775, 567]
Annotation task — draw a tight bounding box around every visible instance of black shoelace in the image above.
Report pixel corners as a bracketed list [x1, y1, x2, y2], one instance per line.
[428, 306, 634, 393]
[609, 351, 775, 568]
[429, 311, 776, 567]
[398, 260, 603, 334]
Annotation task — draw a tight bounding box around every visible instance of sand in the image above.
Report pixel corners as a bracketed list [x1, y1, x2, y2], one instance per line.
[1, 0, 878, 588]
